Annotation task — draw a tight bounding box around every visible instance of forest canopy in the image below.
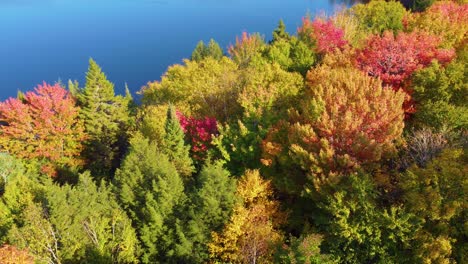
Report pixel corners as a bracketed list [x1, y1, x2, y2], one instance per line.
[0, 1, 467, 263]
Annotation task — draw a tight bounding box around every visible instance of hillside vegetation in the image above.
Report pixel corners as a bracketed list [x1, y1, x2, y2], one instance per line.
[0, 1, 467, 263]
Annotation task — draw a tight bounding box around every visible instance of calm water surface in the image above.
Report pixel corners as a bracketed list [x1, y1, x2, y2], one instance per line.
[0, 0, 359, 100]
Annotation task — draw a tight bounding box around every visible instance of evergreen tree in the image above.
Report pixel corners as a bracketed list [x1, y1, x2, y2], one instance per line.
[175, 161, 237, 262]
[1, 172, 139, 263]
[289, 37, 316, 75]
[45, 173, 139, 263]
[191, 39, 224, 62]
[78, 58, 131, 179]
[114, 134, 185, 263]
[207, 39, 223, 60]
[67, 79, 80, 98]
[191, 41, 207, 62]
[411, 0, 436, 12]
[272, 19, 290, 43]
[265, 35, 316, 75]
[162, 104, 194, 178]
[0, 170, 40, 244]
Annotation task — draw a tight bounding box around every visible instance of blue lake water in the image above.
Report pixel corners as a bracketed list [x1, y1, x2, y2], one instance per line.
[0, 0, 360, 100]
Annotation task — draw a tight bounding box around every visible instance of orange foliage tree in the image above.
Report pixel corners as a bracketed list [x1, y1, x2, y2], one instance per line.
[0, 83, 86, 176]
[0, 244, 34, 264]
[262, 65, 405, 192]
[228, 32, 266, 66]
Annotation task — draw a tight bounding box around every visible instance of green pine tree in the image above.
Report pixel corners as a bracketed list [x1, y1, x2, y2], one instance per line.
[46, 172, 139, 263]
[174, 161, 237, 262]
[272, 19, 290, 43]
[78, 58, 132, 179]
[2, 172, 139, 263]
[207, 39, 223, 60]
[411, 0, 436, 12]
[162, 104, 194, 178]
[191, 41, 207, 62]
[67, 79, 80, 98]
[191, 39, 223, 62]
[0, 167, 36, 244]
[114, 134, 185, 263]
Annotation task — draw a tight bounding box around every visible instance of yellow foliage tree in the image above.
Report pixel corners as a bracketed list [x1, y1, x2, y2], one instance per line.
[140, 57, 240, 122]
[140, 57, 304, 125]
[405, 1, 468, 49]
[136, 104, 169, 146]
[209, 170, 285, 264]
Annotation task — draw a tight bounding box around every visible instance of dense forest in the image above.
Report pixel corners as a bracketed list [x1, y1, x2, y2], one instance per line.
[0, 0, 467, 263]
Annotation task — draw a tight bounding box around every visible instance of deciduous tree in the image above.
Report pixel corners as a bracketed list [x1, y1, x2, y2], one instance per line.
[400, 148, 467, 263]
[0, 154, 23, 196]
[141, 57, 241, 122]
[0, 83, 86, 177]
[410, 53, 467, 130]
[178, 112, 218, 162]
[229, 32, 266, 67]
[274, 234, 334, 264]
[298, 17, 348, 54]
[318, 173, 418, 263]
[405, 1, 468, 49]
[0, 244, 34, 264]
[356, 31, 455, 114]
[351, 0, 407, 34]
[262, 66, 405, 192]
[356, 31, 454, 89]
[209, 170, 285, 264]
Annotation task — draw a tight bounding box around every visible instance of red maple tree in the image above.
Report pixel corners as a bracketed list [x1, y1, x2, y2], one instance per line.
[355, 31, 455, 113]
[0, 82, 86, 176]
[177, 112, 218, 161]
[298, 17, 348, 54]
